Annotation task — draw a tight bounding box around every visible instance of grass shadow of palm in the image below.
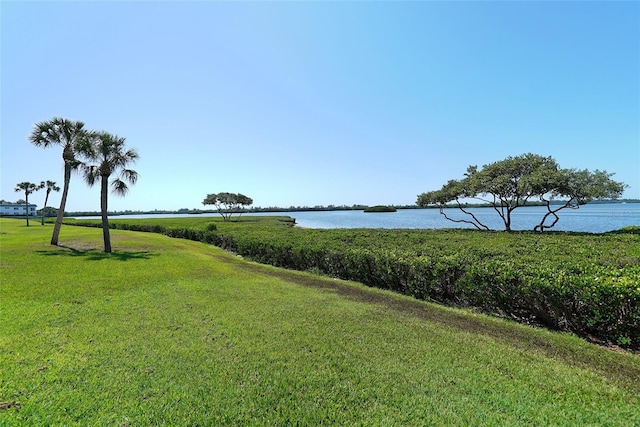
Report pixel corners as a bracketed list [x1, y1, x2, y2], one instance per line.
[37, 245, 158, 261]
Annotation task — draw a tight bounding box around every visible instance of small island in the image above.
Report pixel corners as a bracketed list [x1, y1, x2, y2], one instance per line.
[364, 205, 397, 213]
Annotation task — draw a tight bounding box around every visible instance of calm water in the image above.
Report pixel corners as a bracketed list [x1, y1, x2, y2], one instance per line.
[94, 203, 639, 233]
[261, 204, 639, 233]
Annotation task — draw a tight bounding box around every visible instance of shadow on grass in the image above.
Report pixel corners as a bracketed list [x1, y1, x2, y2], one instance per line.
[37, 245, 158, 261]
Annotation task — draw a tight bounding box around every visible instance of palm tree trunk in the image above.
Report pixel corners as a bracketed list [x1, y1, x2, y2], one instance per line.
[101, 176, 112, 253]
[51, 162, 71, 245]
[42, 189, 50, 226]
[25, 193, 30, 227]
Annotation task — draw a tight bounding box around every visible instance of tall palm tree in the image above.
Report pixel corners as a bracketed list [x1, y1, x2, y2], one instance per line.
[40, 180, 61, 225]
[29, 118, 89, 245]
[14, 181, 43, 226]
[82, 132, 139, 253]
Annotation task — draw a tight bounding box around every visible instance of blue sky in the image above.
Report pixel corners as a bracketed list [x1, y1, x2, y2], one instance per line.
[2, 1, 638, 212]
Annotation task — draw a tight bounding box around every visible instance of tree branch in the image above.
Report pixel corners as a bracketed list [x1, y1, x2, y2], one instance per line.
[438, 199, 491, 231]
[534, 196, 577, 232]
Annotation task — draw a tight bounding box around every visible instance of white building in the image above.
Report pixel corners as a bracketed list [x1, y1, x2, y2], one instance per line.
[0, 203, 38, 216]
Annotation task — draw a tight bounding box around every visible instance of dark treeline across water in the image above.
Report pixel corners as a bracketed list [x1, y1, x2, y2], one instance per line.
[66, 199, 640, 217]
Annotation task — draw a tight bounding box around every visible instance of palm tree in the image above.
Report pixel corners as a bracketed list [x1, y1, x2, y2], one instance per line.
[14, 182, 44, 226]
[29, 118, 90, 245]
[40, 180, 61, 225]
[82, 132, 139, 252]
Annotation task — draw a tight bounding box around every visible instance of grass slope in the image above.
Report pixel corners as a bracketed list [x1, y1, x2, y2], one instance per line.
[66, 216, 640, 349]
[1, 219, 639, 426]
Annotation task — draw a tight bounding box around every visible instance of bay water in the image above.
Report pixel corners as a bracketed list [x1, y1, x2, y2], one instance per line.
[91, 203, 639, 233]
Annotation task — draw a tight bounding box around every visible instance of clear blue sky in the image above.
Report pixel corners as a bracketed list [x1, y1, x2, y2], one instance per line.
[2, 1, 638, 212]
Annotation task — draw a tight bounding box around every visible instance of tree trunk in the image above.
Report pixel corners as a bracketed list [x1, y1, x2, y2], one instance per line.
[51, 162, 71, 245]
[534, 200, 567, 232]
[505, 208, 512, 232]
[41, 189, 51, 226]
[25, 193, 30, 227]
[101, 175, 112, 253]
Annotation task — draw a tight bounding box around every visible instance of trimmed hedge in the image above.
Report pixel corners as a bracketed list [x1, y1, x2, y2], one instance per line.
[228, 235, 639, 349]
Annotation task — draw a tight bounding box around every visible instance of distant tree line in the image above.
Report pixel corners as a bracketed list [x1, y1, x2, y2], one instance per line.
[57, 198, 639, 219]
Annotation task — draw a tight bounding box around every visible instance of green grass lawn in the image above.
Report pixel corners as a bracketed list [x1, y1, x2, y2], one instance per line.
[1, 218, 639, 425]
[65, 215, 640, 349]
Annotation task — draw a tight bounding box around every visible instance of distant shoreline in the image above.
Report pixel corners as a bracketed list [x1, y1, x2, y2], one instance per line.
[60, 199, 640, 217]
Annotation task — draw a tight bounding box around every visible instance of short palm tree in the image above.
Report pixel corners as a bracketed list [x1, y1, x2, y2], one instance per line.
[14, 181, 43, 226]
[40, 180, 61, 225]
[29, 118, 90, 245]
[82, 132, 139, 253]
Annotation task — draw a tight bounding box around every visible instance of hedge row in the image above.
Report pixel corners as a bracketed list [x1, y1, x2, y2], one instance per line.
[65, 218, 640, 350]
[225, 237, 639, 350]
[66, 220, 218, 239]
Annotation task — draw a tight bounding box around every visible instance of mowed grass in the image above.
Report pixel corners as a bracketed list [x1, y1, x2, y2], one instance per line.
[1, 219, 639, 426]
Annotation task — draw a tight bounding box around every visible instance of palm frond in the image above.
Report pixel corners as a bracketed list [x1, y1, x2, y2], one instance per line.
[70, 159, 87, 172]
[120, 168, 139, 185]
[124, 148, 140, 162]
[111, 179, 129, 196]
[75, 131, 98, 160]
[29, 117, 88, 150]
[29, 121, 59, 147]
[45, 180, 61, 192]
[14, 181, 41, 195]
[81, 165, 100, 187]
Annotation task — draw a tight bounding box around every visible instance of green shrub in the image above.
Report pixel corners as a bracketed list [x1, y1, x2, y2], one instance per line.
[364, 205, 397, 212]
[608, 225, 640, 235]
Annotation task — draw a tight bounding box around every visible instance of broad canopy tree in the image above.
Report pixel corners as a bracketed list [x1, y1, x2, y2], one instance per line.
[14, 181, 43, 226]
[417, 153, 626, 232]
[202, 192, 253, 221]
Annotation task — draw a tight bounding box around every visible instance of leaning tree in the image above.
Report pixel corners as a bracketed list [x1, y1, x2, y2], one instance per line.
[417, 153, 626, 232]
[40, 180, 60, 225]
[29, 118, 90, 245]
[81, 131, 139, 253]
[14, 181, 43, 226]
[202, 192, 253, 221]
